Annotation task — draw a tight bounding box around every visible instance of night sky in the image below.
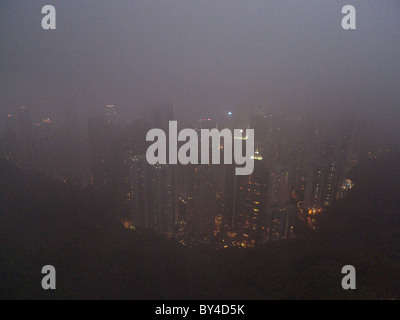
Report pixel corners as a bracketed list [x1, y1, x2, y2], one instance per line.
[0, 1, 399, 128]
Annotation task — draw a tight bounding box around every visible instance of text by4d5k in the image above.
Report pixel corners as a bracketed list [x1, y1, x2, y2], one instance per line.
[155, 304, 245, 317]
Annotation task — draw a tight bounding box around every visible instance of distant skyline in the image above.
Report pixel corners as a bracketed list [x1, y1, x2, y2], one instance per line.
[1, 1, 399, 130]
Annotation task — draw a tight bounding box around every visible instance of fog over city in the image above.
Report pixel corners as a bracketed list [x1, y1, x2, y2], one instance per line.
[1, 1, 399, 129]
[1, 0, 400, 301]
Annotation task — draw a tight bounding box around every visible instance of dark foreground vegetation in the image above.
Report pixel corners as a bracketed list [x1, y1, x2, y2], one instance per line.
[1, 150, 400, 300]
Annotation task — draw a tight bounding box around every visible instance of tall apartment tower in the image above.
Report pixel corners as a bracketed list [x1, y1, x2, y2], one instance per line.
[233, 153, 268, 247]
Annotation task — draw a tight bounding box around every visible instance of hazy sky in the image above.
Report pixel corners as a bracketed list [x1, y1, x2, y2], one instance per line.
[0, 0, 399, 127]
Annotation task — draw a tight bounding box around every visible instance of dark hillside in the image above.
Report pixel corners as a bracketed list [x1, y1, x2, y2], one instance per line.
[1, 151, 400, 300]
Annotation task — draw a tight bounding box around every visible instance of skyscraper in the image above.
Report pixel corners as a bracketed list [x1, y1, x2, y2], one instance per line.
[150, 163, 176, 238]
[1, 113, 19, 162]
[130, 154, 151, 229]
[17, 106, 35, 167]
[304, 140, 338, 210]
[232, 152, 268, 247]
[193, 165, 218, 242]
[33, 117, 53, 172]
[104, 105, 117, 124]
[88, 115, 126, 191]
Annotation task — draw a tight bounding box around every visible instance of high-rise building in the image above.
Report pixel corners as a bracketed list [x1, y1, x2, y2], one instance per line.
[267, 164, 291, 211]
[17, 106, 35, 166]
[104, 105, 117, 124]
[130, 155, 151, 229]
[143, 103, 177, 237]
[88, 116, 126, 190]
[334, 114, 356, 199]
[192, 165, 218, 242]
[63, 101, 80, 136]
[33, 117, 53, 172]
[88, 117, 107, 186]
[129, 156, 177, 237]
[150, 163, 176, 237]
[304, 140, 338, 210]
[269, 204, 296, 241]
[151, 103, 174, 132]
[0, 113, 19, 161]
[232, 153, 268, 247]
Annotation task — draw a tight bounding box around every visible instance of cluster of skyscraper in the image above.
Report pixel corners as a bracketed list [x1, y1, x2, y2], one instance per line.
[85, 103, 360, 248]
[0, 103, 381, 249]
[1, 105, 89, 184]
